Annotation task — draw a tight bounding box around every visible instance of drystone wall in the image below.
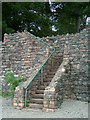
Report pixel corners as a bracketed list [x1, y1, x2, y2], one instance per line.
[44, 27, 89, 102]
[1, 31, 52, 98]
[1, 31, 50, 80]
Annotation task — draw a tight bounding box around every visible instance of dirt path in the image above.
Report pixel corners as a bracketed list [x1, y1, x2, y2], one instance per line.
[1, 96, 89, 118]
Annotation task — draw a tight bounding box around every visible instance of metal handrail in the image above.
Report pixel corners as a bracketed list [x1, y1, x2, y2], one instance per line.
[28, 32, 51, 48]
[24, 48, 56, 107]
[35, 37, 51, 48]
[31, 35, 52, 68]
[31, 46, 47, 68]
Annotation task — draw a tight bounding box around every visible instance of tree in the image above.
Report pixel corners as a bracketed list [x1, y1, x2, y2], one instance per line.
[50, 2, 90, 34]
[2, 2, 90, 42]
[2, 2, 52, 38]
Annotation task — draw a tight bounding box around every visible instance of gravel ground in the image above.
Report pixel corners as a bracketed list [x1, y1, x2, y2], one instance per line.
[0, 96, 89, 118]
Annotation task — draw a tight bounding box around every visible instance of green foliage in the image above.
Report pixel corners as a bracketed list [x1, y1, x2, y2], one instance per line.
[2, 2, 52, 37]
[2, 2, 90, 39]
[51, 2, 90, 34]
[3, 71, 25, 98]
[2, 21, 15, 34]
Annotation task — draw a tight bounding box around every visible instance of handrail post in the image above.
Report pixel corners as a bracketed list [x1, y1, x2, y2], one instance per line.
[25, 88, 27, 107]
[51, 57, 54, 69]
[41, 68, 43, 84]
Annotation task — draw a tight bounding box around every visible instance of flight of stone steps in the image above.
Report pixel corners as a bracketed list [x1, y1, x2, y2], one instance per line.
[28, 64, 60, 109]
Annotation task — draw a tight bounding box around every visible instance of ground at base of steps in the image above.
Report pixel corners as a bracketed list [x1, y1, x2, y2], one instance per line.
[1, 96, 89, 118]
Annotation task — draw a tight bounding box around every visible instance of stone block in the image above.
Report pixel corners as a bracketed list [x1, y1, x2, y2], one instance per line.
[13, 102, 17, 107]
[19, 103, 24, 109]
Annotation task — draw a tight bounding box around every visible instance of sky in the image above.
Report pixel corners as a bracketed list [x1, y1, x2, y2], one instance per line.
[49, 0, 55, 4]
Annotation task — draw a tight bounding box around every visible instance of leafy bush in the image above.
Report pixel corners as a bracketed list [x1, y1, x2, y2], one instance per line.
[3, 71, 25, 98]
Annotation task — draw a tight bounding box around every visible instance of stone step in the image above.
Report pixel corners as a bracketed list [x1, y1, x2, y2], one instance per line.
[29, 103, 43, 109]
[38, 85, 47, 90]
[48, 70, 56, 73]
[43, 78, 51, 82]
[53, 68, 58, 72]
[30, 98, 43, 104]
[32, 93, 44, 98]
[51, 68, 58, 71]
[44, 68, 58, 74]
[36, 90, 44, 94]
[46, 74, 55, 78]
[53, 66, 59, 68]
[47, 70, 55, 74]
[43, 74, 54, 79]
[42, 82, 50, 86]
[48, 71, 56, 75]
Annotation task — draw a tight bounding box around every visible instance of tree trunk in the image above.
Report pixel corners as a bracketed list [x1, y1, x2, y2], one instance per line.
[76, 15, 80, 33]
[75, 4, 81, 33]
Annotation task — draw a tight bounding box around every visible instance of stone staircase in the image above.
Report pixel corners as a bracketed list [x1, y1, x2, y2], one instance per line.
[13, 46, 62, 110]
[28, 64, 60, 109]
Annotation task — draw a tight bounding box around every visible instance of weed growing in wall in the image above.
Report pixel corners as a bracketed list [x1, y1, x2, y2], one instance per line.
[2, 71, 25, 98]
